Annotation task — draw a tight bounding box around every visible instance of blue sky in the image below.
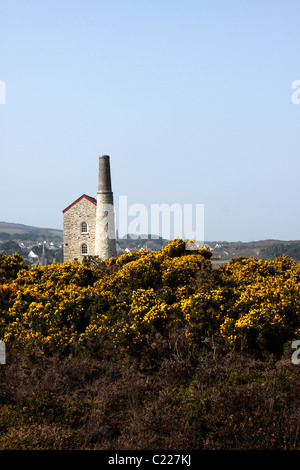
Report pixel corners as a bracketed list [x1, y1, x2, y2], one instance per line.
[1, 0, 300, 241]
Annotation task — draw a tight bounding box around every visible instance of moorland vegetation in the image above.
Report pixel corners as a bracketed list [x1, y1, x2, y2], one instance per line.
[1, 239, 300, 450]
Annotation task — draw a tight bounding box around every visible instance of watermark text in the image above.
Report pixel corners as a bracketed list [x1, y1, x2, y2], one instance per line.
[117, 196, 204, 247]
[0, 341, 6, 364]
[291, 80, 300, 105]
[0, 80, 6, 104]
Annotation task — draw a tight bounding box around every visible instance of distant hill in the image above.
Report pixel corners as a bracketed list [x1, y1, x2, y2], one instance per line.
[1, 222, 300, 263]
[206, 239, 300, 262]
[0, 221, 62, 238]
[0, 222, 63, 265]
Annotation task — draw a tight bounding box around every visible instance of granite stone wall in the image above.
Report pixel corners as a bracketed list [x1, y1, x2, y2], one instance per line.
[63, 197, 96, 262]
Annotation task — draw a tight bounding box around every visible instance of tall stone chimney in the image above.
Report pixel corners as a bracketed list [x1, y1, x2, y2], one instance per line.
[95, 155, 117, 260]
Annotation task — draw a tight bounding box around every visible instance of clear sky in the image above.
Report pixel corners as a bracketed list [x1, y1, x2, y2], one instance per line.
[1, 0, 300, 242]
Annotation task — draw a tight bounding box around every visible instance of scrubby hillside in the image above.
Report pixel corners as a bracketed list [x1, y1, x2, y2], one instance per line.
[1, 240, 300, 450]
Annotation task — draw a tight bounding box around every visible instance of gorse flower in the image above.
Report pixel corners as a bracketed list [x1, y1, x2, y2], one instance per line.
[1, 242, 300, 357]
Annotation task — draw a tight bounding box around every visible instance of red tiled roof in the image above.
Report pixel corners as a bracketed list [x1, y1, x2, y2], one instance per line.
[62, 194, 97, 214]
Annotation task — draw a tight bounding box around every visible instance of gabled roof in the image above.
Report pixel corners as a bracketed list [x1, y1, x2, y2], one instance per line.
[62, 194, 97, 214]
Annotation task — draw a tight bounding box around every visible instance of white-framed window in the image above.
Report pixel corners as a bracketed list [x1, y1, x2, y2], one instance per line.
[81, 243, 88, 255]
[81, 222, 88, 234]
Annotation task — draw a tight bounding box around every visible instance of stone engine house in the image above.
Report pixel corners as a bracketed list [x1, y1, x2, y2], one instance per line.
[62, 155, 117, 262]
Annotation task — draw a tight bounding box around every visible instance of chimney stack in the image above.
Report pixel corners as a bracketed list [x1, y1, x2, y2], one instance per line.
[95, 155, 117, 260]
[98, 155, 112, 193]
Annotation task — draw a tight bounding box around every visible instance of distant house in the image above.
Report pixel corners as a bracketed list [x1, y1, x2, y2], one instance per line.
[28, 250, 39, 266]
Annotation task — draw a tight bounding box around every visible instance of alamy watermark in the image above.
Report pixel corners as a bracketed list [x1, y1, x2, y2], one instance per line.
[0, 341, 6, 364]
[97, 196, 205, 249]
[291, 80, 300, 105]
[0, 80, 6, 104]
[117, 196, 204, 248]
[291, 340, 300, 364]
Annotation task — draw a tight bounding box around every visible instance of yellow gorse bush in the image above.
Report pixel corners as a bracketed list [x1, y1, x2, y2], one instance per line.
[1, 240, 300, 357]
[215, 256, 300, 352]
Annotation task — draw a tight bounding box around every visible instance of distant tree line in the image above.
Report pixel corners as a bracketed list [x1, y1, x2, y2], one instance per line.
[0, 232, 59, 241]
[260, 242, 300, 261]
